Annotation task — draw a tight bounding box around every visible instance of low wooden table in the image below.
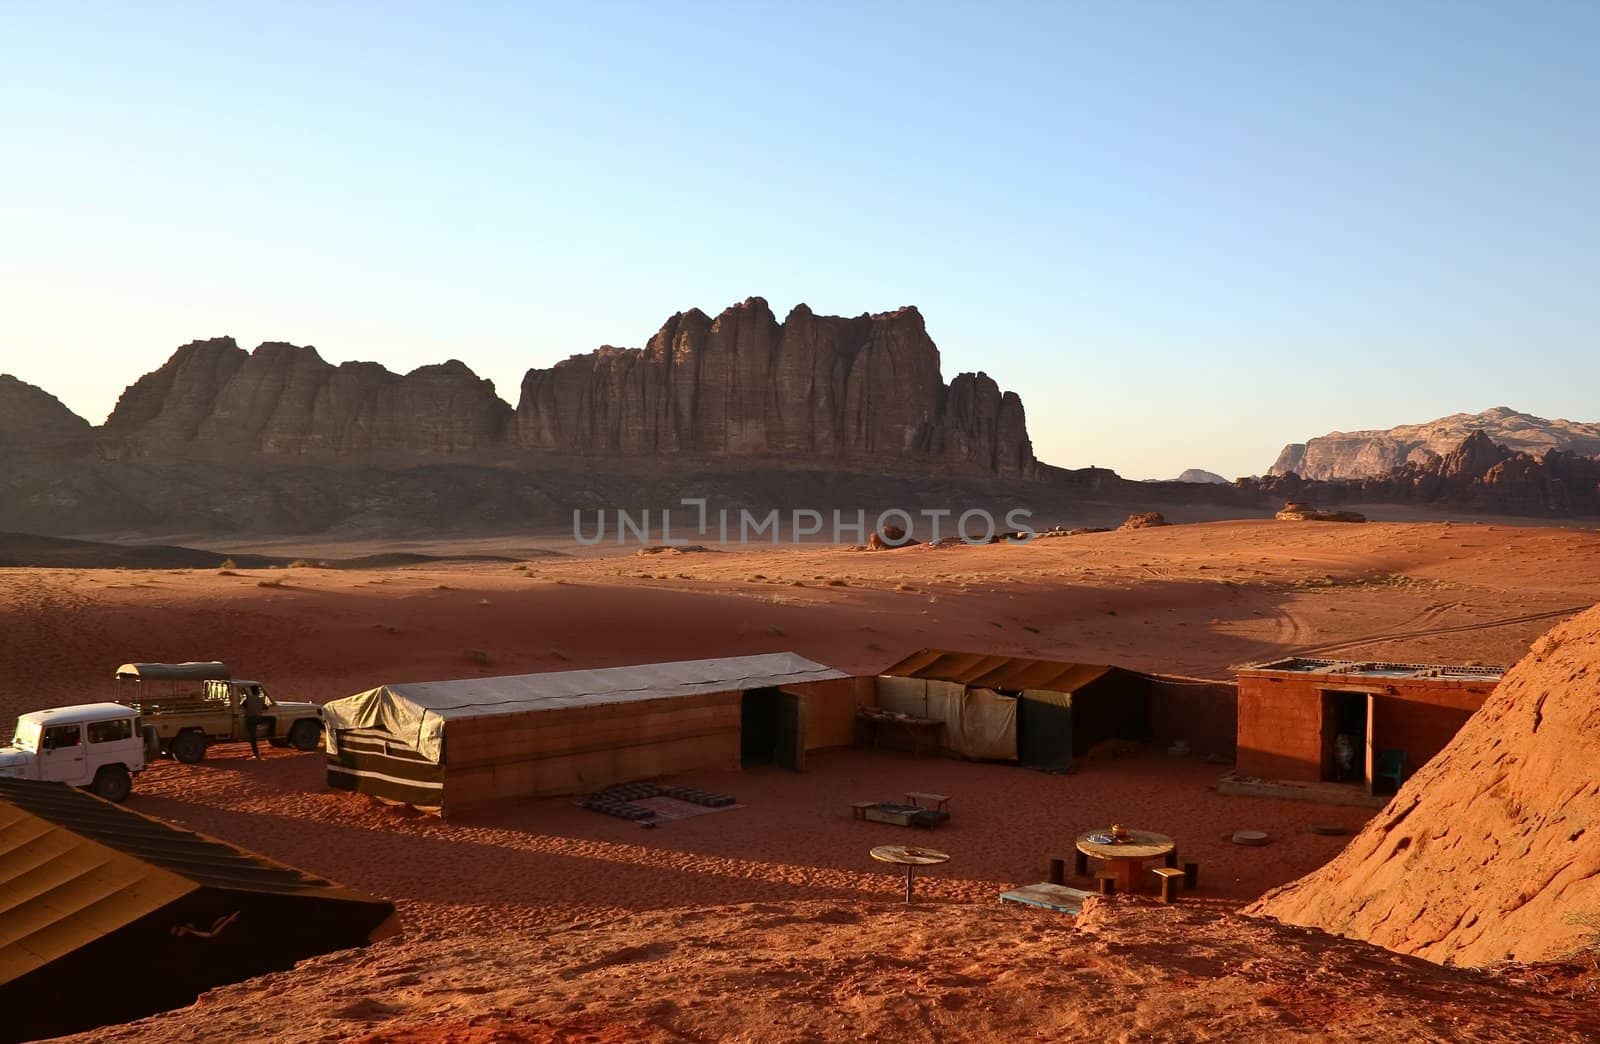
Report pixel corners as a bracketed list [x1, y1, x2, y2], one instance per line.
[1075, 829, 1175, 895]
[870, 844, 949, 904]
[905, 791, 950, 813]
[856, 707, 941, 758]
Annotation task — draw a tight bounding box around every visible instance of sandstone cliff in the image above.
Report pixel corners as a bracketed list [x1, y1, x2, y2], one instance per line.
[0, 374, 94, 455]
[102, 338, 511, 457]
[90, 299, 1033, 477]
[1249, 603, 1600, 967]
[1270, 407, 1600, 480]
[1253, 431, 1600, 516]
[513, 298, 1034, 476]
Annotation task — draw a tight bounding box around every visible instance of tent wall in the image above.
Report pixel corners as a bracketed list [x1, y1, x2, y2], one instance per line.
[779, 676, 868, 752]
[439, 690, 741, 812]
[1068, 669, 1153, 756]
[1149, 677, 1238, 759]
[326, 728, 445, 807]
[869, 676, 1018, 761]
[874, 675, 928, 717]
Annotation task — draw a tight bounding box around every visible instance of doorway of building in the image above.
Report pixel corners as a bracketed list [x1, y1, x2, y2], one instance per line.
[1321, 690, 1369, 784]
[741, 688, 804, 770]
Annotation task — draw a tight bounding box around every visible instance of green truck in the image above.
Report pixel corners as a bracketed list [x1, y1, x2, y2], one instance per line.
[114, 661, 324, 763]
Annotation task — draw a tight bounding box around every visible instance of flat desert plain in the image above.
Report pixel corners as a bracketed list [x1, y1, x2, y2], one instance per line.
[5, 519, 1600, 1042]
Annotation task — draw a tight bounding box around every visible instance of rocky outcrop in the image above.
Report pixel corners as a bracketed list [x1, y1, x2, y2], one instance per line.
[514, 298, 1034, 476]
[1252, 432, 1600, 516]
[1175, 469, 1228, 484]
[1119, 512, 1168, 530]
[102, 338, 514, 457]
[0, 375, 93, 455]
[1270, 407, 1600, 480]
[1274, 502, 1366, 523]
[90, 299, 1034, 477]
[1249, 604, 1600, 967]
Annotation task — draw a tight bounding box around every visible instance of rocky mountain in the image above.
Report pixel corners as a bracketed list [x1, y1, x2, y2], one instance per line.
[1271, 407, 1600, 480]
[0, 374, 94, 455]
[1249, 603, 1600, 967]
[1252, 431, 1600, 516]
[1174, 469, 1229, 484]
[99, 338, 512, 458]
[514, 299, 1034, 476]
[71, 298, 1033, 478]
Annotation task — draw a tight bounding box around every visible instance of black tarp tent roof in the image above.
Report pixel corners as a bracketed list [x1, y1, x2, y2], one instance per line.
[0, 778, 395, 1040]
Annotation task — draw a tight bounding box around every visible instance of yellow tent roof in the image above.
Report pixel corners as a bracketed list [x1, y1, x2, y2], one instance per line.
[878, 649, 1115, 693]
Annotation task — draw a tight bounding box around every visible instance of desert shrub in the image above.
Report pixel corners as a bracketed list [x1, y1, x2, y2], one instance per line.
[465, 649, 490, 665]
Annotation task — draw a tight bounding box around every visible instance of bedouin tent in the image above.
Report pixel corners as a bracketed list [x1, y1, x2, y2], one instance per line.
[876, 649, 1153, 770]
[0, 778, 395, 1041]
[321, 652, 848, 813]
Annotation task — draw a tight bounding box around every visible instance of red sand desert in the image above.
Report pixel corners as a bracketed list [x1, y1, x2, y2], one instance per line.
[4, 520, 1599, 1041]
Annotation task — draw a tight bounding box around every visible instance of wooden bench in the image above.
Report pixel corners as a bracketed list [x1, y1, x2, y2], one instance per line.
[1151, 866, 1186, 903]
[851, 801, 876, 821]
[905, 791, 950, 813]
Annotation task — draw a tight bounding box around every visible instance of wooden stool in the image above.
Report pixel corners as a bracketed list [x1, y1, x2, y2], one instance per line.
[1183, 861, 1199, 888]
[1152, 866, 1186, 903]
[851, 801, 875, 821]
[1049, 858, 1066, 885]
[1096, 873, 1117, 897]
[1074, 850, 1089, 876]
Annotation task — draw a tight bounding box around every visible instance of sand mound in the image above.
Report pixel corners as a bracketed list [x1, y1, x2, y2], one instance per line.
[68, 900, 1599, 1043]
[1249, 604, 1600, 967]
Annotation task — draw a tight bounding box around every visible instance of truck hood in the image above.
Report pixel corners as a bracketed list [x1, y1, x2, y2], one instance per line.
[0, 749, 35, 774]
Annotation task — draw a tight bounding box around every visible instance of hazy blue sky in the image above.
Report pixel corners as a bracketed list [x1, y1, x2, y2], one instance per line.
[3, 3, 1596, 478]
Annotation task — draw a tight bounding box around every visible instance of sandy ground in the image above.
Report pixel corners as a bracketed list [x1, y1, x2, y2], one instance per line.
[5, 519, 1600, 1040]
[5, 521, 1598, 718]
[124, 745, 1374, 939]
[75, 900, 1600, 1044]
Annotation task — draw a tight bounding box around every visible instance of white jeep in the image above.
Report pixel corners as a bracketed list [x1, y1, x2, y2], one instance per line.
[0, 703, 147, 802]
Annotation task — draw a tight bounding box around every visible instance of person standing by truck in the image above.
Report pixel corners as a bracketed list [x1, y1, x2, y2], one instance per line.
[241, 686, 273, 759]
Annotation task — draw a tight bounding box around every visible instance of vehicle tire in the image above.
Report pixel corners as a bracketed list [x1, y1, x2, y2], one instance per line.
[288, 720, 323, 752]
[171, 731, 208, 764]
[90, 764, 132, 803]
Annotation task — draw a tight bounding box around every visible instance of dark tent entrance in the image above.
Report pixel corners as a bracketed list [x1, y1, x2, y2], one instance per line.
[741, 687, 805, 771]
[1017, 689, 1074, 772]
[1016, 671, 1153, 772]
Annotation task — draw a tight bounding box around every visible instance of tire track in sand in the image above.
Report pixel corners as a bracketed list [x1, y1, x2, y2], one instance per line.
[1284, 605, 1586, 660]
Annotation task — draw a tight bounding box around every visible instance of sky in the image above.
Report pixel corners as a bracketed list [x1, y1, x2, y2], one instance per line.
[2, 2, 1597, 479]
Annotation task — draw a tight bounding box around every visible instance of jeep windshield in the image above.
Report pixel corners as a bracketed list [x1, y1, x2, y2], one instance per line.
[10, 722, 39, 752]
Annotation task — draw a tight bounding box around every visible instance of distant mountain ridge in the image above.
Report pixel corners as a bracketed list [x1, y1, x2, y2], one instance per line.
[1270, 407, 1600, 480]
[52, 297, 1032, 480]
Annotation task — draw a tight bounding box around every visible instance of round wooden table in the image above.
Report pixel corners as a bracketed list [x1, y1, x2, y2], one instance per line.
[870, 844, 949, 904]
[1075, 830, 1175, 894]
